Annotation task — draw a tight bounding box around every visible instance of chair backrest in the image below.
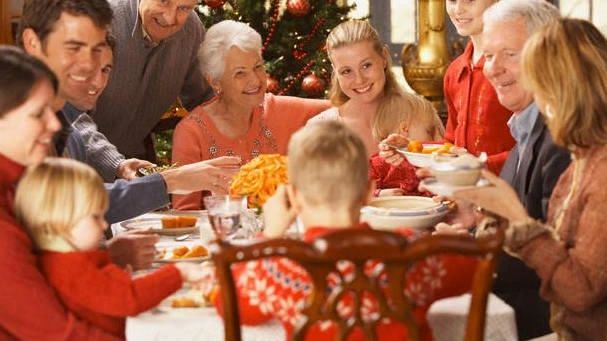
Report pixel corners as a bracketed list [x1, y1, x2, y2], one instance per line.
[210, 228, 504, 341]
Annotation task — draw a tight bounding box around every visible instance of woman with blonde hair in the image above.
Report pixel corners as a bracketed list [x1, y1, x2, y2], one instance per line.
[455, 18, 607, 340]
[172, 20, 329, 210]
[307, 19, 433, 156]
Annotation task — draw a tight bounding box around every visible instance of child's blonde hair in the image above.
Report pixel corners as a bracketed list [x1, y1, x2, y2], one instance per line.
[372, 93, 445, 142]
[288, 121, 369, 210]
[14, 157, 108, 246]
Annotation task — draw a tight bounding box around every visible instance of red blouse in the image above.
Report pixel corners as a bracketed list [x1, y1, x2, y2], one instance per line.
[443, 42, 515, 174]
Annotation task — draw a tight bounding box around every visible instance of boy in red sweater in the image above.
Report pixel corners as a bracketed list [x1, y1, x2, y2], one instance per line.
[217, 121, 477, 340]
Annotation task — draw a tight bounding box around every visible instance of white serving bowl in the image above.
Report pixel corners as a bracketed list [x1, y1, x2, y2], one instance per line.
[361, 196, 449, 232]
[429, 153, 484, 186]
[432, 167, 482, 186]
[401, 144, 456, 168]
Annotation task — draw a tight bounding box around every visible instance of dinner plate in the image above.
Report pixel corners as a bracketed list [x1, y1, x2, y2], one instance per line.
[154, 255, 209, 263]
[154, 245, 210, 263]
[120, 218, 197, 236]
[420, 178, 489, 197]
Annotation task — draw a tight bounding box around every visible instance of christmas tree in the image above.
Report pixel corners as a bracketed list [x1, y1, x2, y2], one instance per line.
[197, 0, 355, 98]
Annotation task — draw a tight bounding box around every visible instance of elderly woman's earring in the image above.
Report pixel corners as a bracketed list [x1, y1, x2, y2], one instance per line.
[215, 87, 222, 98]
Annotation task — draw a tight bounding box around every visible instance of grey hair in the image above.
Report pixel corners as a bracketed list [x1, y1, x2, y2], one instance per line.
[483, 0, 560, 35]
[198, 20, 262, 82]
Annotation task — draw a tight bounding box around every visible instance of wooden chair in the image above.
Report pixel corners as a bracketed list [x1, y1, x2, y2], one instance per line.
[210, 228, 504, 341]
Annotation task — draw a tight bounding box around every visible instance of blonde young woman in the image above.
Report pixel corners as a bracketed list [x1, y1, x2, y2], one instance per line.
[456, 18, 607, 341]
[172, 20, 329, 210]
[307, 19, 427, 157]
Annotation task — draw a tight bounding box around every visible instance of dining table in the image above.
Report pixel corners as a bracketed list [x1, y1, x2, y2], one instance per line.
[113, 211, 519, 341]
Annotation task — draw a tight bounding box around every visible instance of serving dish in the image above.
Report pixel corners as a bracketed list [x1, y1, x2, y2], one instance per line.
[396, 144, 457, 168]
[420, 178, 489, 197]
[361, 196, 449, 231]
[120, 218, 197, 236]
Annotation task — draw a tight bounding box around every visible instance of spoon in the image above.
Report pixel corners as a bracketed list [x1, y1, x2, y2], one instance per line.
[174, 234, 191, 241]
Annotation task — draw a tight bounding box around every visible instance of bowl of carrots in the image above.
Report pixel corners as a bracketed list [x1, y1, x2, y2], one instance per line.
[400, 141, 457, 168]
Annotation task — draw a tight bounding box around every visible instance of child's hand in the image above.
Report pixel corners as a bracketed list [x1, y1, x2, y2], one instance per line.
[262, 185, 296, 238]
[378, 134, 408, 166]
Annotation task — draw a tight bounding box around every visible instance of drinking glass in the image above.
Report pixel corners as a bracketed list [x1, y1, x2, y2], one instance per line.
[203, 195, 247, 240]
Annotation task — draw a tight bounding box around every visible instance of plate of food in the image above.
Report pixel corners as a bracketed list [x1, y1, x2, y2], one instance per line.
[155, 244, 209, 263]
[395, 141, 461, 168]
[120, 215, 199, 236]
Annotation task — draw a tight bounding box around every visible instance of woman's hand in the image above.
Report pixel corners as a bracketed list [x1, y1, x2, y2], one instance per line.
[161, 156, 241, 194]
[262, 185, 297, 238]
[378, 133, 408, 167]
[453, 169, 529, 222]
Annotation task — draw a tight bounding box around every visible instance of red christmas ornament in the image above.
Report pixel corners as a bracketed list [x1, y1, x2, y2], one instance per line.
[301, 74, 326, 96]
[204, 0, 226, 8]
[266, 76, 280, 94]
[286, 0, 311, 17]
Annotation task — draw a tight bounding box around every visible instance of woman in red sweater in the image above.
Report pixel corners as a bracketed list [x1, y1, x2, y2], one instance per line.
[215, 121, 478, 340]
[0, 46, 121, 340]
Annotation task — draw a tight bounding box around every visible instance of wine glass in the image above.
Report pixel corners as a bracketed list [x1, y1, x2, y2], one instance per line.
[203, 195, 247, 240]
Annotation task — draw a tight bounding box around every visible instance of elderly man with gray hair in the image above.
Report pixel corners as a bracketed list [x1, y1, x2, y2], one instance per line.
[481, 0, 570, 339]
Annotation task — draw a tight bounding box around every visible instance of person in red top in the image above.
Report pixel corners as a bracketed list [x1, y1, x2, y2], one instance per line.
[0, 46, 121, 340]
[369, 93, 444, 197]
[214, 121, 478, 340]
[380, 0, 514, 175]
[13, 157, 204, 338]
[443, 0, 514, 175]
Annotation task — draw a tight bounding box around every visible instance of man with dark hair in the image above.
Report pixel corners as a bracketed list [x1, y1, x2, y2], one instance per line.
[19, 0, 238, 226]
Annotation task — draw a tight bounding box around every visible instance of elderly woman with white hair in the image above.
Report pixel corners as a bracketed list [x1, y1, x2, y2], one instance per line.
[171, 20, 329, 210]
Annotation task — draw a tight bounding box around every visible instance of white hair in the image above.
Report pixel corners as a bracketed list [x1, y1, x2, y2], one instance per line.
[198, 20, 262, 82]
[483, 0, 560, 34]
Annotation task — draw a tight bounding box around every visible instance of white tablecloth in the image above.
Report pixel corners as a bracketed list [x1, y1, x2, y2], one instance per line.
[115, 213, 517, 341]
[427, 293, 518, 341]
[126, 306, 284, 341]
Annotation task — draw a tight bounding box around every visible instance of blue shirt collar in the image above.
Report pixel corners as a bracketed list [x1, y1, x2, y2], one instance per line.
[507, 102, 539, 146]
